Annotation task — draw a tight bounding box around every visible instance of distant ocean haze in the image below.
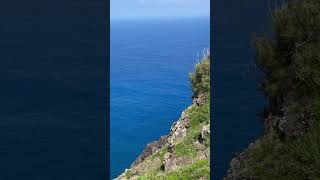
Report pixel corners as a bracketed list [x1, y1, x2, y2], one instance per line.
[110, 18, 210, 178]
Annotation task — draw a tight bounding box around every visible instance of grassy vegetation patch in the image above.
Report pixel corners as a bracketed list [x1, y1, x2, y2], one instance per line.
[125, 170, 133, 179]
[134, 53, 210, 179]
[240, 0, 320, 178]
[175, 102, 210, 157]
[238, 136, 303, 179]
[137, 160, 210, 180]
[255, 0, 320, 98]
[188, 101, 210, 127]
[174, 128, 198, 157]
[189, 53, 210, 96]
[160, 160, 210, 180]
[238, 96, 320, 179]
[151, 145, 169, 161]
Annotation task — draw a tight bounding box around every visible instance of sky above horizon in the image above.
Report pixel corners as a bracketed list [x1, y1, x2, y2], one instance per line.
[111, 0, 210, 20]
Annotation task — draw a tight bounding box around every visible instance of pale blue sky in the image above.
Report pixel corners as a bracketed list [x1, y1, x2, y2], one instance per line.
[111, 0, 210, 20]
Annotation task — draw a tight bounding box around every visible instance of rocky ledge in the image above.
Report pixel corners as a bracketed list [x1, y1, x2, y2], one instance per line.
[116, 94, 210, 180]
[116, 54, 210, 180]
[224, 94, 314, 180]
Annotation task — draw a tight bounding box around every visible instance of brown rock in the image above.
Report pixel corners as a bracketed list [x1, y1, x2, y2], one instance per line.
[130, 135, 169, 168]
[163, 153, 190, 172]
[200, 124, 210, 143]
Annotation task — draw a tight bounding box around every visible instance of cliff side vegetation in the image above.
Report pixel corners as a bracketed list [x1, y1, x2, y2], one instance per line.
[116, 53, 210, 180]
[255, 0, 320, 102]
[190, 52, 210, 97]
[226, 0, 320, 179]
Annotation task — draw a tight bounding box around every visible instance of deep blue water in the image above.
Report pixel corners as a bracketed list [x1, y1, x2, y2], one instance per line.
[0, 1, 107, 179]
[110, 18, 210, 178]
[213, 1, 271, 179]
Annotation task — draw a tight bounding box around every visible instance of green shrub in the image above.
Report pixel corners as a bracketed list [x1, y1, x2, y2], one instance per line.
[125, 170, 133, 179]
[175, 102, 210, 157]
[161, 160, 210, 180]
[138, 160, 210, 180]
[189, 53, 210, 96]
[255, 0, 320, 99]
[239, 0, 320, 179]
[239, 108, 320, 179]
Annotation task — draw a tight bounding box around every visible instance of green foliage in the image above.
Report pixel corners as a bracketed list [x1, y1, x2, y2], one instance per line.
[141, 96, 210, 178]
[133, 52, 211, 180]
[188, 101, 210, 126]
[255, 0, 320, 98]
[125, 170, 133, 179]
[238, 124, 320, 179]
[238, 96, 320, 179]
[238, 136, 307, 180]
[138, 160, 210, 180]
[174, 129, 198, 157]
[151, 145, 169, 161]
[160, 160, 210, 180]
[189, 54, 210, 96]
[292, 124, 320, 178]
[290, 95, 320, 178]
[240, 0, 320, 179]
[175, 102, 210, 157]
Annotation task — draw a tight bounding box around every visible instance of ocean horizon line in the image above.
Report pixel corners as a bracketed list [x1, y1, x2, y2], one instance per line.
[110, 16, 210, 22]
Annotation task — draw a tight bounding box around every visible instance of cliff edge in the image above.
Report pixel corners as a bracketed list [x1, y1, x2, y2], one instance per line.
[225, 0, 320, 179]
[116, 54, 210, 180]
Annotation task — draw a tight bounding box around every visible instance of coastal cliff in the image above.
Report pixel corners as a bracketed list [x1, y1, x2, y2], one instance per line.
[225, 0, 320, 179]
[116, 54, 210, 180]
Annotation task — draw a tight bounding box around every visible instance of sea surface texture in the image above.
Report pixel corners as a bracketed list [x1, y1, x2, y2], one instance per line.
[213, 0, 270, 179]
[111, 18, 210, 178]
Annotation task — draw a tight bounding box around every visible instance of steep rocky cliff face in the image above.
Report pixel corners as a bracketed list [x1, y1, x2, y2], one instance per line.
[116, 55, 210, 180]
[225, 0, 320, 179]
[224, 95, 316, 179]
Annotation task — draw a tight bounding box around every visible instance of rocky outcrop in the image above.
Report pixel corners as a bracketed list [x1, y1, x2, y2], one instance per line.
[116, 54, 210, 180]
[193, 93, 208, 106]
[130, 135, 169, 168]
[200, 124, 210, 143]
[116, 94, 210, 180]
[224, 140, 261, 180]
[224, 94, 314, 179]
[224, 104, 313, 179]
[169, 109, 191, 142]
[224, 0, 320, 178]
[163, 153, 191, 172]
[264, 98, 312, 141]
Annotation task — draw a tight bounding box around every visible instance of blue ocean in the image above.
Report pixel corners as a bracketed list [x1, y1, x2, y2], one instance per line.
[110, 18, 210, 178]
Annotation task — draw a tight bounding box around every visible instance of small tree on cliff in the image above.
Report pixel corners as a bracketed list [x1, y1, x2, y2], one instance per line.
[255, 0, 320, 101]
[189, 52, 210, 97]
